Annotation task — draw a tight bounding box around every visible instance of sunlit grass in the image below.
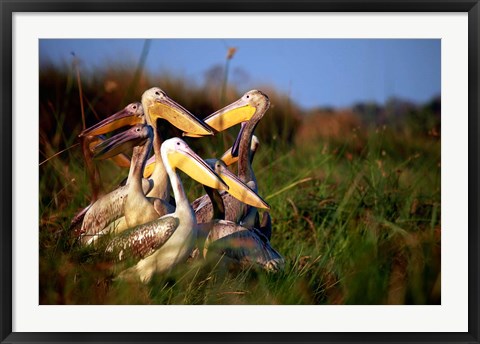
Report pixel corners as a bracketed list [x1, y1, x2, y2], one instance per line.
[39, 123, 440, 305]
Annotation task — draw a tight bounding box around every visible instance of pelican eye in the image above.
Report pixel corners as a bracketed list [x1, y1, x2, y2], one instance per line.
[176, 141, 180, 146]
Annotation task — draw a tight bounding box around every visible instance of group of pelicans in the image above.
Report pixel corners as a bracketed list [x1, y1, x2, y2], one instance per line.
[69, 87, 285, 283]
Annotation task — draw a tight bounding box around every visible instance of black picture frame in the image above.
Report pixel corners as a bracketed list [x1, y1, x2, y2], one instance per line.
[1, 1, 478, 343]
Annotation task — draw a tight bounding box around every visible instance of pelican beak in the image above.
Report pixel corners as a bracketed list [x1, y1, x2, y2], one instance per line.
[93, 126, 148, 160]
[80, 106, 144, 137]
[87, 134, 132, 167]
[87, 136, 104, 152]
[184, 97, 256, 137]
[143, 155, 156, 178]
[148, 96, 214, 136]
[168, 147, 228, 191]
[216, 162, 270, 209]
[220, 147, 238, 166]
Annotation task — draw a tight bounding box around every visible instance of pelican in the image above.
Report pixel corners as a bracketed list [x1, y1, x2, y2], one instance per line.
[188, 90, 270, 227]
[105, 137, 228, 282]
[141, 87, 213, 199]
[191, 156, 268, 258]
[91, 124, 164, 229]
[198, 153, 283, 272]
[78, 102, 150, 198]
[223, 135, 263, 230]
[191, 138, 282, 272]
[198, 90, 269, 189]
[76, 88, 213, 244]
[69, 134, 136, 237]
[70, 102, 146, 236]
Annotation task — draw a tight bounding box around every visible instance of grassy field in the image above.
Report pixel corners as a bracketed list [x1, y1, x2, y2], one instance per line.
[39, 64, 440, 305]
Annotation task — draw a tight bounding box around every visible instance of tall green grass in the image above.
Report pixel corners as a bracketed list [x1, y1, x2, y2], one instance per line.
[39, 63, 440, 305]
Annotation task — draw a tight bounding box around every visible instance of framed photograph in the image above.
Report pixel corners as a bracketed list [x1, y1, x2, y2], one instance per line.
[1, 1, 478, 343]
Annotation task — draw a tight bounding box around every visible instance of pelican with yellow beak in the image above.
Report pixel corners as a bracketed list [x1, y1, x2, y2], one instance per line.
[187, 90, 270, 227]
[197, 143, 283, 272]
[69, 134, 134, 237]
[105, 137, 228, 282]
[70, 102, 148, 237]
[217, 91, 270, 228]
[190, 135, 281, 271]
[139, 87, 213, 202]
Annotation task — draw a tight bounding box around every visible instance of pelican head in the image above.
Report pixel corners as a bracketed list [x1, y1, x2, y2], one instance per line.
[86, 134, 131, 168]
[141, 87, 214, 136]
[184, 90, 270, 138]
[93, 124, 153, 160]
[212, 159, 269, 209]
[79, 102, 144, 137]
[161, 137, 228, 191]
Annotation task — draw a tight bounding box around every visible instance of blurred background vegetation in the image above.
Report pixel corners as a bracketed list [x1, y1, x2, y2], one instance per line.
[39, 44, 440, 305]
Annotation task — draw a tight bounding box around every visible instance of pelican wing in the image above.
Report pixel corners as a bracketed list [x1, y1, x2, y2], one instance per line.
[204, 220, 285, 271]
[69, 203, 92, 238]
[78, 177, 155, 244]
[79, 186, 128, 244]
[105, 216, 179, 263]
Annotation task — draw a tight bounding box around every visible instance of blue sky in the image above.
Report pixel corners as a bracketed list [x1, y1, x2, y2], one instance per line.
[40, 39, 440, 109]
